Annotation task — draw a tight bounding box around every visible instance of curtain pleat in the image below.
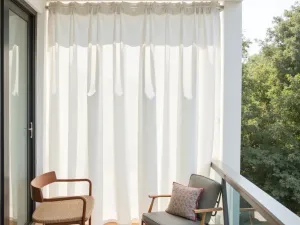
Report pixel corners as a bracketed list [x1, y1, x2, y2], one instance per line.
[87, 12, 104, 225]
[137, 10, 158, 216]
[67, 20, 78, 196]
[159, 10, 171, 210]
[45, 2, 221, 224]
[113, 11, 131, 224]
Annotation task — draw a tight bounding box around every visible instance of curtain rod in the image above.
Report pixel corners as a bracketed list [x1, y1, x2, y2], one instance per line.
[46, 0, 228, 2]
[45, 1, 225, 10]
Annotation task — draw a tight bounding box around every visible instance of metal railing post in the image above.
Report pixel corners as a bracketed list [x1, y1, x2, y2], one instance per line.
[222, 178, 230, 225]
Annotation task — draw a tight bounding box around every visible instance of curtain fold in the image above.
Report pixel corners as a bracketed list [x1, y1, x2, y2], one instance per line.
[45, 2, 220, 224]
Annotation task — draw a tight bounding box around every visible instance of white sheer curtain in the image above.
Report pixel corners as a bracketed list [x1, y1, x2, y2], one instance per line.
[44, 2, 220, 224]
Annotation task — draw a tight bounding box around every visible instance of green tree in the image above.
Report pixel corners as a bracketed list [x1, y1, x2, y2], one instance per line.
[241, 2, 300, 214]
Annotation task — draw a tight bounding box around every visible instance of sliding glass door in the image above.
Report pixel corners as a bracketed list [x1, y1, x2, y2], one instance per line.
[8, 9, 30, 225]
[1, 1, 36, 224]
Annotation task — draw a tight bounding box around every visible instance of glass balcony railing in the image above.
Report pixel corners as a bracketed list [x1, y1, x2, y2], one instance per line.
[211, 160, 300, 225]
[239, 195, 269, 225]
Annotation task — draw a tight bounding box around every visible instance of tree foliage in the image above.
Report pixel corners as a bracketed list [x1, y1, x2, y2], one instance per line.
[241, 2, 300, 214]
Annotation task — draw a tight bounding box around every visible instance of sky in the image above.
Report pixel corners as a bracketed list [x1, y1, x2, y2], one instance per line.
[243, 0, 297, 55]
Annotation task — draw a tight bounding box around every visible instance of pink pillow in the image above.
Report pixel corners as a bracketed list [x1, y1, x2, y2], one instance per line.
[166, 182, 204, 221]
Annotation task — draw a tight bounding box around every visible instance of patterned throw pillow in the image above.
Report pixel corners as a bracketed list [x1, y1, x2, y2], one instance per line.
[166, 182, 204, 221]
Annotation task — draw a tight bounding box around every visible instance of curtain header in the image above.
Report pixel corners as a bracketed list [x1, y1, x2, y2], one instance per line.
[48, 2, 220, 15]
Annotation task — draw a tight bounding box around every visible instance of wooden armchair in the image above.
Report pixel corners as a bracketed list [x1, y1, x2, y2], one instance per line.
[31, 171, 94, 225]
[142, 174, 222, 225]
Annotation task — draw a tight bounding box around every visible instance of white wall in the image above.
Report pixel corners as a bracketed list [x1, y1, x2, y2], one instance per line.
[220, 2, 243, 225]
[220, 1, 242, 174]
[24, 0, 46, 13]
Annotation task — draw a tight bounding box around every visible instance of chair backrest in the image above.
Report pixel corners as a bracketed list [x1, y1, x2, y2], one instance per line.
[188, 174, 221, 221]
[31, 171, 57, 202]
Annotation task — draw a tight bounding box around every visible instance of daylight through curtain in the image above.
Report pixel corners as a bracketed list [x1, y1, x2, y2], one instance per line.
[44, 2, 221, 224]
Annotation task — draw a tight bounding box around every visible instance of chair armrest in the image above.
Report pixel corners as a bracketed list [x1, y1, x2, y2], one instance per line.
[194, 207, 223, 214]
[55, 179, 92, 195]
[148, 194, 171, 199]
[43, 196, 86, 203]
[43, 196, 87, 223]
[194, 208, 223, 225]
[147, 194, 171, 213]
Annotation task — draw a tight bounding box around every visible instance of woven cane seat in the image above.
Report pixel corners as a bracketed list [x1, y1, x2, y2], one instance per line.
[33, 195, 94, 224]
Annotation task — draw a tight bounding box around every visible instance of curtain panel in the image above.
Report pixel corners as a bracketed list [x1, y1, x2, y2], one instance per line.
[45, 2, 221, 224]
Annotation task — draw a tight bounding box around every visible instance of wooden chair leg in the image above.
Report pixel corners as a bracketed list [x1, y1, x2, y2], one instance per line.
[141, 219, 145, 225]
[148, 198, 155, 213]
[200, 212, 207, 225]
[89, 217, 92, 225]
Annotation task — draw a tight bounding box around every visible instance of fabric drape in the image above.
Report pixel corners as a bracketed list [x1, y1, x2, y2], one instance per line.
[44, 2, 221, 224]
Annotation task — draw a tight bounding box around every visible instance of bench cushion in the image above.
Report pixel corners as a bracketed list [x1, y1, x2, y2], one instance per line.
[142, 212, 200, 225]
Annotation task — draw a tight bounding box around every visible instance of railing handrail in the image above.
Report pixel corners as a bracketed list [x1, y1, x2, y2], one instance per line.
[211, 159, 300, 225]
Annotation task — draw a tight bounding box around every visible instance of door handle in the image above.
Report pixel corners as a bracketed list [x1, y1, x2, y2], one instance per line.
[25, 122, 33, 138]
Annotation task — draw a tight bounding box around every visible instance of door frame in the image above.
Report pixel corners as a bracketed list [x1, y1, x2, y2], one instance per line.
[0, 0, 36, 224]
